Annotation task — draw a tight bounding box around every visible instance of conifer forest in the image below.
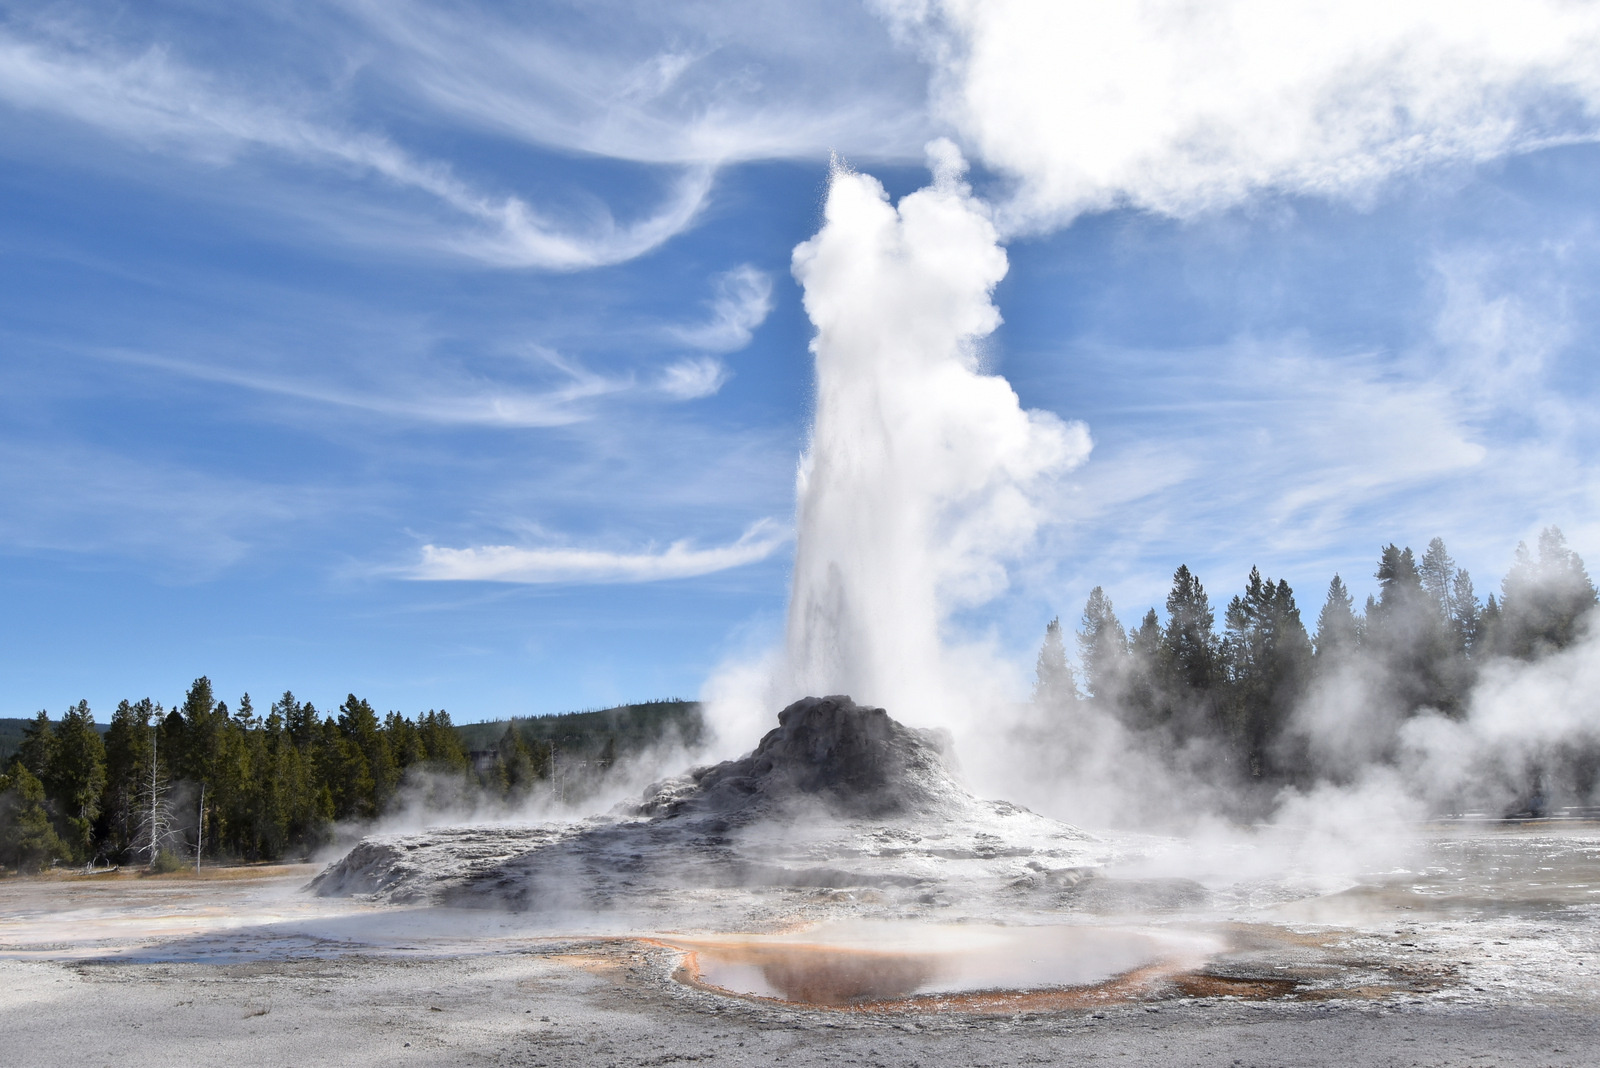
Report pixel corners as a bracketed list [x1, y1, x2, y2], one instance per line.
[0, 692, 699, 873]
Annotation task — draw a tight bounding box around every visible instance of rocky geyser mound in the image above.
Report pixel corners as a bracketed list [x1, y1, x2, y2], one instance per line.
[309, 696, 1104, 923]
[633, 694, 959, 820]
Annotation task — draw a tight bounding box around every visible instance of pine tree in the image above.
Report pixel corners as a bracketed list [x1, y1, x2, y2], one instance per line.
[1419, 538, 1457, 621]
[1373, 544, 1424, 620]
[1479, 593, 1503, 656]
[497, 724, 541, 799]
[177, 676, 222, 786]
[1077, 587, 1126, 700]
[1370, 544, 1460, 714]
[208, 699, 255, 860]
[46, 701, 106, 863]
[16, 711, 56, 782]
[1313, 574, 1359, 659]
[0, 766, 70, 872]
[386, 711, 424, 772]
[254, 702, 291, 859]
[1032, 617, 1078, 709]
[1499, 526, 1599, 657]
[417, 710, 469, 771]
[1451, 568, 1481, 654]
[1163, 565, 1217, 693]
[1123, 608, 1165, 730]
[102, 699, 157, 860]
[279, 691, 317, 750]
[1222, 568, 1312, 780]
[334, 695, 396, 819]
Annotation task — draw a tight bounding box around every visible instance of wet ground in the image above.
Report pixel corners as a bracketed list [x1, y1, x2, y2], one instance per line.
[1, 823, 1598, 1065]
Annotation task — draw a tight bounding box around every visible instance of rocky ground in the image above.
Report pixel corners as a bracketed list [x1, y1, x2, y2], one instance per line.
[1, 921, 1598, 1068]
[3, 697, 1599, 1065]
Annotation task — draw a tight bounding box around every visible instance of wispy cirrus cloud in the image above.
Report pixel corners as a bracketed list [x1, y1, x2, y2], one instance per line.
[0, 27, 713, 269]
[656, 356, 731, 401]
[1035, 248, 1600, 620]
[668, 265, 774, 353]
[341, 0, 933, 164]
[89, 346, 628, 428]
[647, 265, 775, 400]
[410, 518, 790, 584]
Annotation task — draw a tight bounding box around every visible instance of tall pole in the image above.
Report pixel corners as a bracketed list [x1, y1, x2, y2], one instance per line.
[196, 781, 205, 874]
[149, 727, 159, 866]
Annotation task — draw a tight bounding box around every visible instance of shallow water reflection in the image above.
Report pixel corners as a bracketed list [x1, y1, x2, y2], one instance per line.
[676, 922, 1213, 1006]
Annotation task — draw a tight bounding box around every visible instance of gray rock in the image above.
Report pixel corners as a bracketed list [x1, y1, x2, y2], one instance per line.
[636, 695, 959, 820]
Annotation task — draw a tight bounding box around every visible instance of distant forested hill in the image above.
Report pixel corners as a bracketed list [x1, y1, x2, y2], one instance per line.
[0, 720, 25, 765]
[455, 700, 703, 760]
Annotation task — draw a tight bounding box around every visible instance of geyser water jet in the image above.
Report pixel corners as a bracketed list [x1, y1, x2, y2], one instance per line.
[711, 143, 1090, 745]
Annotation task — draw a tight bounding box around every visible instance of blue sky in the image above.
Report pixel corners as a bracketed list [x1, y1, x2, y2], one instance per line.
[3, 1, 1600, 722]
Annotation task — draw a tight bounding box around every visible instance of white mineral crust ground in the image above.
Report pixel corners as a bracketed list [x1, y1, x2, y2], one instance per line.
[2, 699, 1598, 1065]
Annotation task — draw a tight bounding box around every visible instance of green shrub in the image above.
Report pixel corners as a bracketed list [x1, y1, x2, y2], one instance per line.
[148, 849, 188, 874]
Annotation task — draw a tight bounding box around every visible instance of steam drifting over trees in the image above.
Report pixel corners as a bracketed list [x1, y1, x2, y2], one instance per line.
[1038, 527, 1599, 816]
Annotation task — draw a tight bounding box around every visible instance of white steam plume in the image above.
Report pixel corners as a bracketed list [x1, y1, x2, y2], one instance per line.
[1395, 625, 1600, 812]
[708, 143, 1090, 743]
[881, 0, 1600, 228]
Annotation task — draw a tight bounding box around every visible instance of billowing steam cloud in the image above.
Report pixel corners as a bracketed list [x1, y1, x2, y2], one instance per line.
[882, 0, 1600, 228]
[781, 145, 1089, 725]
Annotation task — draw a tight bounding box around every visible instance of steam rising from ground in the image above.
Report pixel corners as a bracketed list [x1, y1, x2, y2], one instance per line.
[995, 617, 1600, 887]
[1395, 627, 1600, 811]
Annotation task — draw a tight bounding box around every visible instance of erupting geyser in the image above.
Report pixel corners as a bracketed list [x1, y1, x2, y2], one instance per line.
[710, 144, 1091, 745]
[315, 150, 1108, 930]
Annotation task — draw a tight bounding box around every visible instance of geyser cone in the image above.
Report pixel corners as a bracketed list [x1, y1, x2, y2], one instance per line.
[642, 695, 957, 819]
[312, 696, 1102, 924]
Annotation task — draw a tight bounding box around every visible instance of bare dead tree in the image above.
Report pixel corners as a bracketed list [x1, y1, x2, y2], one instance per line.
[133, 727, 180, 867]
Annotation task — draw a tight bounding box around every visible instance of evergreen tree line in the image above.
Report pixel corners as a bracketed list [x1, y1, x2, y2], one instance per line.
[0, 679, 575, 872]
[1034, 527, 1598, 810]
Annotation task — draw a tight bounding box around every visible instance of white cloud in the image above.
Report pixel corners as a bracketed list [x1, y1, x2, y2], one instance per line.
[0, 29, 713, 268]
[410, 519, 789, 584]
[668, 265, 774, 352]
[657, 357, 731, 401]
[880, 0, 1600, 229]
